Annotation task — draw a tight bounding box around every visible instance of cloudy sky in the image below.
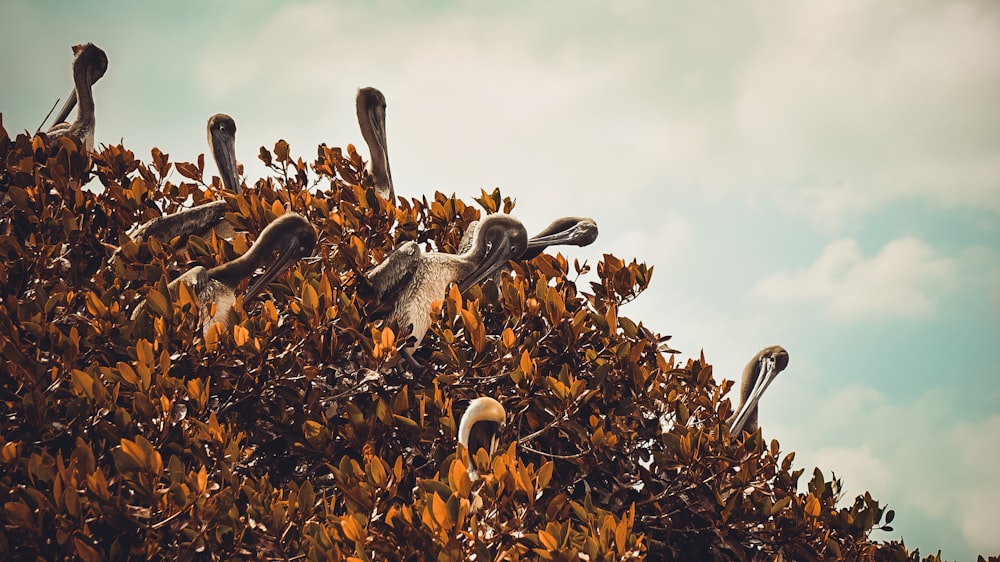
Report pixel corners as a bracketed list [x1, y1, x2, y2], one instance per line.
[2, 1, 998, 558]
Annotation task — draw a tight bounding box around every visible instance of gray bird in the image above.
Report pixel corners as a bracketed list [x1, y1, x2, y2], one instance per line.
[46, 43, 108, 153]
[132, 213, 316, 336]
[207, 114, 241, 193]
[728, 345, 790, 435]
[364, 214, 528, 352]
[356, 87, 394, 201]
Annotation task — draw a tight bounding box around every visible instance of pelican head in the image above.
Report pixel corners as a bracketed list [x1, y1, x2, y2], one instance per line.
[457, 214, 528, 292]
[76, 43, 108, 85]
[51, 43, 109, 127]
[356, 86, 394, 201]
[239, 214, 318, 301]
[207, 114, 240, 193]
[458, 397, 507, 478]
[523, 216, 599, 260]
[728, 345, 790, 435]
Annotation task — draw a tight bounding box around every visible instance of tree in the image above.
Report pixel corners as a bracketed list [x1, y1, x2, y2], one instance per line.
[0, 117, 963, 560]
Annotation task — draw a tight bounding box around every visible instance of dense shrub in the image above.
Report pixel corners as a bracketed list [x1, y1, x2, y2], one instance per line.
[0, 115, 968, 560]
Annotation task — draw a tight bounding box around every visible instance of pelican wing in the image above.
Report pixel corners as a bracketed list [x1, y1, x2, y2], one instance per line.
[456, 220, 480, 255]
[362, 241, 421, 316]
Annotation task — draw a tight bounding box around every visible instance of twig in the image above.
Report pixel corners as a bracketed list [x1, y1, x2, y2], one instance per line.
[35, 98, 61, 134]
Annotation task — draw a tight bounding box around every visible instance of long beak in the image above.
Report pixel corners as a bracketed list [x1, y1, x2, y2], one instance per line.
[212, 132, 240, 192]
[368, 105, 393, 190]
[244, 237, 304, 302]
[51, 89, 78, 126]
[729, 356, 779, 434]
[457, 233, 519, 293]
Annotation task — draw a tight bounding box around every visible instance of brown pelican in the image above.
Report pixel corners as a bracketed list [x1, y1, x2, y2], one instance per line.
[125, 200, 232, 248]
[46, 43, 108, 153]
[364, 214, 528, 352]
[728, 346, 790, 435]
[459, 216, 598, 263]
[207, 114, 241, 193]
[458, 397, 506, 480]
[132, 213, 316, 336]
[356, 87, 394, 201]
[118, 114, 240, 254]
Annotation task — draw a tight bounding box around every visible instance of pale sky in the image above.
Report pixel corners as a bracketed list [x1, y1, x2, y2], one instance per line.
[2, 1, 998, 558]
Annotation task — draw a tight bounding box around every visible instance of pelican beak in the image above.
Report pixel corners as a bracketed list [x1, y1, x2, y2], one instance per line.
[525, 219, 599, 254]
[730, 355, 781, 434]
[368, 104, 393, 193]
[51, 90, 78, 127]
[212, 130, 240, 192]
[458, 230, 526, 293]
[244, 235, 311, 302]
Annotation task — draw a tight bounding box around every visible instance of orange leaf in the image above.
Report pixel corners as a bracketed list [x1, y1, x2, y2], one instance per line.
[537, 530, 558, 550]
[519, 351, 533, 378]
[805, 495, 821, 517]
[502, 328, 515, 349]
[449, 459, 472, 499]
[233, 324, 249, 346]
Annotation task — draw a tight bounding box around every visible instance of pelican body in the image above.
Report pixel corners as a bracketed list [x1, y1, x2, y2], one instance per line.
[46, 43, 108, 153]
[132, 213, 316, 336]
[356, 87, 394, 201]
[458, 397, 506, 480]
[207, 114, 240, 193]
[728, 346, 790, 435]
[364, 214, 528, 351]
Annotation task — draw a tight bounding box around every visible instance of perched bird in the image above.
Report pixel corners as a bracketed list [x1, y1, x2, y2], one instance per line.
[458, 397, 507, 480]
[125, 200, 233, 249]
[46, 43, 108, 153]
[728, 346, 790, 435]
[459, 216, 598, 261]
[207, 114, 241, 193]
[364, 214, 528, 352]
[132, 213, 317, 336]
[356, 87, 394, 201]
[119, 114, 241, 255]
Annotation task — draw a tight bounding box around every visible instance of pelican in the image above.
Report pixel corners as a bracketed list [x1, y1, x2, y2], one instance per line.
[46, 43, 108, 153]
[132, 213, 316, 336]
[125, 200, 232, 249]
[356, 87, 394, 201]
[458, 397, 506, 480]
[458, 215, 598, 267]
[207, 114, 241, 193]
[364, 214, 528, 352]
[728, 346, 790, 435]
[119, 114, 240, 253]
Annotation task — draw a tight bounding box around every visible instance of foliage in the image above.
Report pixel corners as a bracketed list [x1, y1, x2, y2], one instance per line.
[0, 114, 961, 560]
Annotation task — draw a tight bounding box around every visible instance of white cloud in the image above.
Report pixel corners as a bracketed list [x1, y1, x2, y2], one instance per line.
[176, 0, 1000, 231]
[751, 237, 956, 320]
[642, 0, 1000, 227]
[772, 384, 1000, 558]
[607, 214, 694, 267]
